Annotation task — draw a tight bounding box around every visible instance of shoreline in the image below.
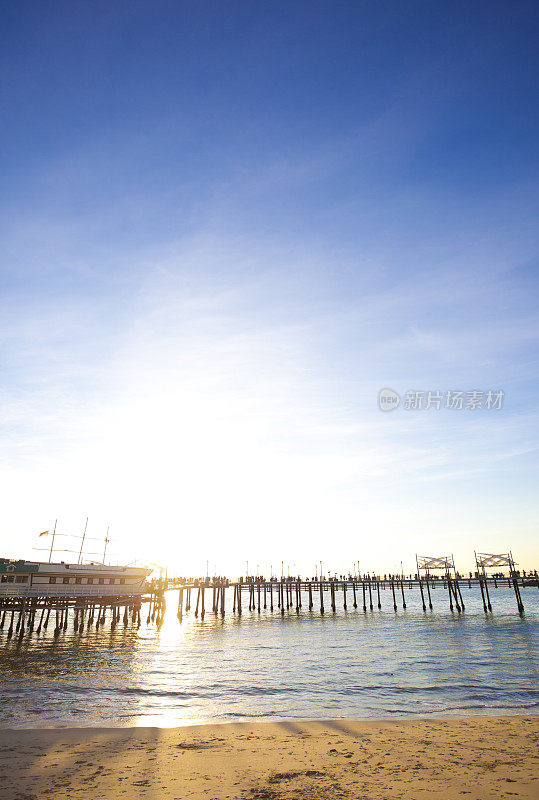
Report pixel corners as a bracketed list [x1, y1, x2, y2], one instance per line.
[1, 707, 538, 730]
[3, 715, 538, 798]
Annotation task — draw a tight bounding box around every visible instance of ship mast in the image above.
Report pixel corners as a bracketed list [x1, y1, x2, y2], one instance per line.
[103, 527, 110, 565]
[77, 517, 88, 564]
[48, 519, 57, 563]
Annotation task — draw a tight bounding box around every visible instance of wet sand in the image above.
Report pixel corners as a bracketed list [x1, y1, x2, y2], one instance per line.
[2, 716, 538, 799]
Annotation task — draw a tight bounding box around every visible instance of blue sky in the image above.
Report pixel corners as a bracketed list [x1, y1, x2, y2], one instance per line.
[1, 1, 538, 574]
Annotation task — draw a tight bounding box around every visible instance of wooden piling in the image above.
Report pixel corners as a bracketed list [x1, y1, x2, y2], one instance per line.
[36, 605, 46, 633]
[400, 580, 406, 609]
[418, 577, 426, 611]
[390, 579, 397, 611]
[448, 578, 461, 612]
[482, 577, 492, 612]
[478, 576, 488, 612]
[454, 578, 465, 610]
[512, 576, 524, 613]
[425, 579, 433, 610]
[177, 588, 183, 620]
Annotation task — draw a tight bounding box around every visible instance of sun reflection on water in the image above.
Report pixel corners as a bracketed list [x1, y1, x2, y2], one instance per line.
[0, 586, 537, 727]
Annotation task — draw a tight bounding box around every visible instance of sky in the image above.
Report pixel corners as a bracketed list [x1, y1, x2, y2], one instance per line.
[1, 1, 538, 577]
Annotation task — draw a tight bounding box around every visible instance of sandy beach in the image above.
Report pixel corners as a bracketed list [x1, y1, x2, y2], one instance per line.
[2, 716, 537, 799]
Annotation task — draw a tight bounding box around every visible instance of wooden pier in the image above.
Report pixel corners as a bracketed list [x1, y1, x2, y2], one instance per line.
[1, 549, 534, 638]
[169, 571, 531, 623]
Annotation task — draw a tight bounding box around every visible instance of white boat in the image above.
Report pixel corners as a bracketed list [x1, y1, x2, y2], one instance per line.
[0, 559, 152, 598]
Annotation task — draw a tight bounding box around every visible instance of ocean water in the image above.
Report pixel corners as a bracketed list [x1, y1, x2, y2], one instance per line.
[0, 583, 537, 727]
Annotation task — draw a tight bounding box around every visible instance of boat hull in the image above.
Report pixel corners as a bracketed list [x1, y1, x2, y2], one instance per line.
[0, 559, 152, 599]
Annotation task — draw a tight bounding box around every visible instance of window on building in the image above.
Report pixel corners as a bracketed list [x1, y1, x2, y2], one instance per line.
[120, 578, 125, 585]
[63, 577, 70, 584]
[15, 575, 28, 583]
[98, 578, 104, 585]
[75, 577, 82, 584]
[87, 578, 93, 585]
[108, 578, 115, 584]
[49, 577, 56, 584]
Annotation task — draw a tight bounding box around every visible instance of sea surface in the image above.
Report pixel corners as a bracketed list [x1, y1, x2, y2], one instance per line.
[0, 583, 537, 727]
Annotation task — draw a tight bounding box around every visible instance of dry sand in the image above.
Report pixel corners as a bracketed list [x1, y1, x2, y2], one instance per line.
[1, 716, 537, 799]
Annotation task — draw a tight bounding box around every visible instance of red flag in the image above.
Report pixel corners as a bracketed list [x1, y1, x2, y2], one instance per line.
[38, 531, 49, 537]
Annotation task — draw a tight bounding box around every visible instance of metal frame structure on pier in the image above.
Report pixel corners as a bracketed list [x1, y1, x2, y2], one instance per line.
[474, 551, 524, 612]
[415, 554, 464, 612]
